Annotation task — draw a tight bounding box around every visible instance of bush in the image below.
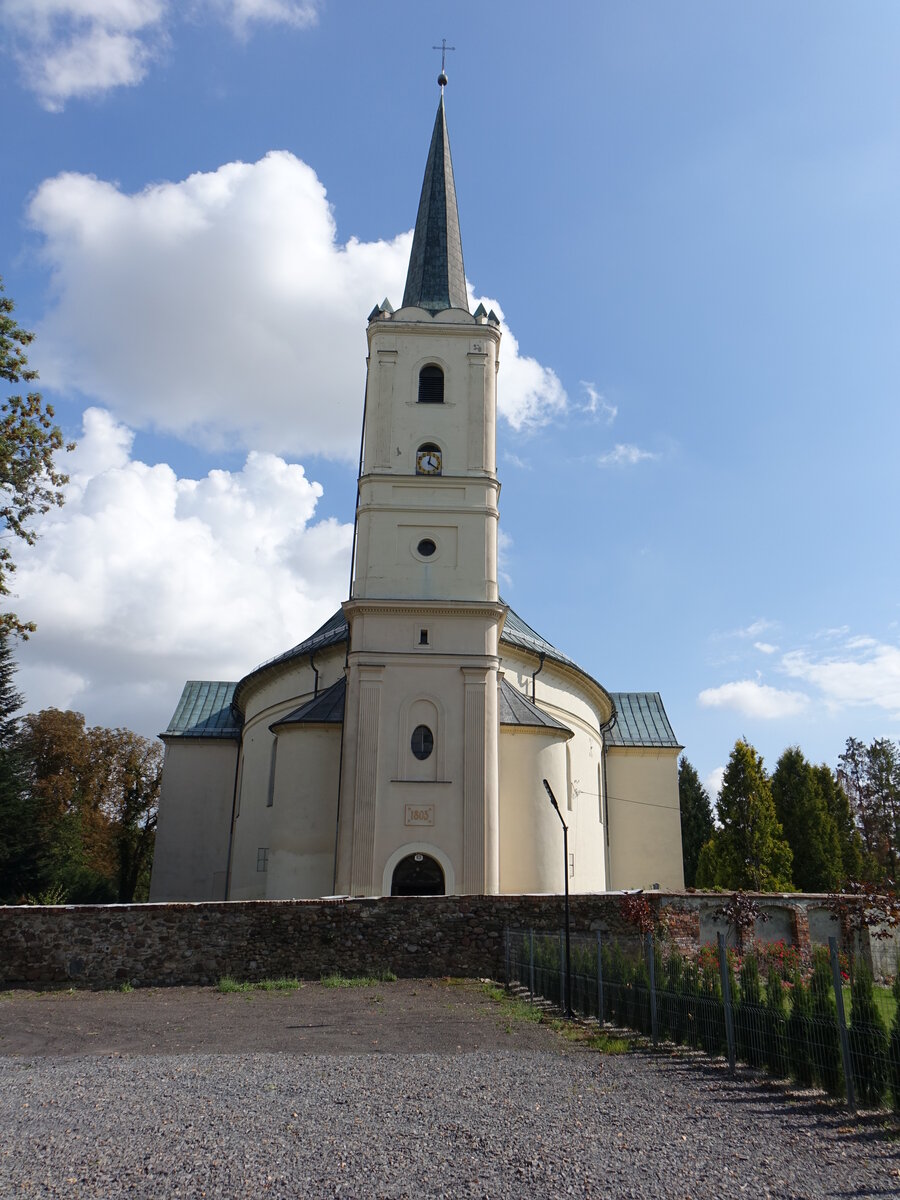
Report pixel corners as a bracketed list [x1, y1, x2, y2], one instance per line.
[889, 972, 900, 1111]
[765, 966, 790, 1079]
[787, 973, 815, 1087]
[735, 953, 766, 1068]
[809, 948, 843, 1097]
[849, 963, 889, 1107]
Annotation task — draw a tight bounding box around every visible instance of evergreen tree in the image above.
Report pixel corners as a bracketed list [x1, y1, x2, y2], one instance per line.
[0, 633, 40, 901]
[678, 756, 715, 887]
[838, 737, 900, 882]
[813, 763, 864, 883]
[771, 747, 842, 892]
[849, 963, 889, 1107]
[701, 740, 793, 891]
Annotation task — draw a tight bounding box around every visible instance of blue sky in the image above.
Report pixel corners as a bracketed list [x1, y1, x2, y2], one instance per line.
[1, 1, 899, 799]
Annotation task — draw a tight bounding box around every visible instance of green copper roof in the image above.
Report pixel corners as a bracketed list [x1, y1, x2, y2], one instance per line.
[498, 677, 573, 736]
[401, 93, 468, 314]
[606, 692, 680, 749]
[164, 680, 241, 739]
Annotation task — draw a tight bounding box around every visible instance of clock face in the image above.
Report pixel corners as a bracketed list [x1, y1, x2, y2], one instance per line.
[416, 449, 442, 475]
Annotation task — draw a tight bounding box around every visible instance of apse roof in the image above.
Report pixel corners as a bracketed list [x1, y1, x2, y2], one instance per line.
[271, 676, 346, 729]
[401, 92, 468, 313]
[163, 680, 241, 739]
[605, 692, 681, 749]
[498, 677, 573, 735]
[231, 601, 612, 713]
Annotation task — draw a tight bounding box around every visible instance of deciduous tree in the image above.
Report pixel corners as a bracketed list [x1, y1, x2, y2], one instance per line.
[0, 633, 41, 901]
[0, 277, 73, 636]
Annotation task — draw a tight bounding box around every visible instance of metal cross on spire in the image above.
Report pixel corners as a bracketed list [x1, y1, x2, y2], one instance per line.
[432, 38, 455, 88]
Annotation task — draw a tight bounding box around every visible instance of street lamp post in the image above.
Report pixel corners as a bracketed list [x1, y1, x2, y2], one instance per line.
[542, 778, 573, 1018]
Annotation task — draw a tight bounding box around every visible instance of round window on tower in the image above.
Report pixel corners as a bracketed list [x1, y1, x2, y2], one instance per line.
[411, 725, 434, 761]
[416, 538, 437, 558]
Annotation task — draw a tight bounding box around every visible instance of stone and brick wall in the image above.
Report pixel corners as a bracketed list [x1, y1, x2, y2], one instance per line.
[0, 892, 893, 989]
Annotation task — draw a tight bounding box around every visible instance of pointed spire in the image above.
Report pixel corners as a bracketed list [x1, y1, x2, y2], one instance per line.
[402, 92, 468, 314]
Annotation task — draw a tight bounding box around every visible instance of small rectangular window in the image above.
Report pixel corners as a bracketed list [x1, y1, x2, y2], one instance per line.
[257, 847, 269, 873]
[568, 852, 575, 878]
[419, 628, 429, 645]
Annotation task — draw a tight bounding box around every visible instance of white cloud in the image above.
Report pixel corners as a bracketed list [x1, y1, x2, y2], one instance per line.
[0, 0, 166, 108]
[580, 381, 617, 423]
[597, 443, 658, 467]
[698, 679, 809, 720]
[781, 638, 900, 717]
[704, 766, 725, 801]
[502, 452, 531, 471]
[29, 154, 567, 457]
[13, 407, 352, 736]
[469, 296, 567, 432]
[0, 0, 319, 108]
[754, 641, 778, 655]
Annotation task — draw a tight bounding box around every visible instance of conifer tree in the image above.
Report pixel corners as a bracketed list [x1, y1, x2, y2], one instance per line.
[700, 739, 793, 891]
[813, 763, 864, 883]
[678, 756, 715, 887]
[771, 747, 842, 892]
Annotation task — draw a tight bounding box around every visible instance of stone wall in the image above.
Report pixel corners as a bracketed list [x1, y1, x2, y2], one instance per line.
[0, 892, 893, 989]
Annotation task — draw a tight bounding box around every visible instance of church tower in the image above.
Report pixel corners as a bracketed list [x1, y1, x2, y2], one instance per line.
[333, 80, 505, 897]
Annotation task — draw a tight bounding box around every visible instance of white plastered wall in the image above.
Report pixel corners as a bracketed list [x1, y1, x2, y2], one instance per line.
[266, 724, 341, 899]
[149, 739, 238, 901]
[605, 747, 684, 890]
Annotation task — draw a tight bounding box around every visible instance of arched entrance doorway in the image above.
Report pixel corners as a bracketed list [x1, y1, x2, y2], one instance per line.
[390, 852, 445, 896]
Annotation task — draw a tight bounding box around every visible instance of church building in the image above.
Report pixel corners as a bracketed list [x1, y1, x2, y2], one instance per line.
[149, 79, 684, 903]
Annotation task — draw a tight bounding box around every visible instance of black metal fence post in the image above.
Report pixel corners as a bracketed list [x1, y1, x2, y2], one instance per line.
[504, 926, 510, 989]
[529, 928, 535, 1005]
[717, 932, 736, 1076]
[559, 930, 566, 1014]
[829, 935, 856, 1110]
[646, 933, 659, 1045]
[596, 930, 605, 1026]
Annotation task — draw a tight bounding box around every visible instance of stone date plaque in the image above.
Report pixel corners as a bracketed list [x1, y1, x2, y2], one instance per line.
[404, 804, 435, 827]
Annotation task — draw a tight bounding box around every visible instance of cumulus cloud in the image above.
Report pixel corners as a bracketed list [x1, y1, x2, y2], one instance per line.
[754, 641, 778, 655]
[0, 0, 319, 109]
[580, 381, 617, 423]
[13, 407, 352, 736]
[698, 679, 809, 720]
[704, 766, 725, 801]
[781, 637, 900, 717]
[29, 154, 567, 457]
[597, 444, 658, 467]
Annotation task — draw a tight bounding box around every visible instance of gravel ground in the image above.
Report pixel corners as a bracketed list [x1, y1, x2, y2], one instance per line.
[1, 985, 898, 1198]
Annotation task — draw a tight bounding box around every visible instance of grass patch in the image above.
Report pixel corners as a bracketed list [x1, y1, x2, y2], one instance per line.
[218, 976, 305, 993]
[480, 982, 633, 1052]
[320, 972, 397, 988]
[118, 981, 133, 993]
[217, 977, 254, 993]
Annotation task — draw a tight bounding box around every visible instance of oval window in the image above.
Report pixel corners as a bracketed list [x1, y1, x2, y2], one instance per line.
[411, 724, 434, 760]
[417, 538, 437, 558]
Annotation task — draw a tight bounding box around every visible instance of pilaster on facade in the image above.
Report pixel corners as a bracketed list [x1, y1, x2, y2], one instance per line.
[348, 663, 384, 896]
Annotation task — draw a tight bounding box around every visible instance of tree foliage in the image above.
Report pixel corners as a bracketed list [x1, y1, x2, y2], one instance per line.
[771, 746, 842, 892]
[838, 737, 900, 882]
[678, 755, 714, 887]
[0, 633, 41, 899]
[0, 277, 73, 636]
[1, 707, 162, 904]
[695, 739, 793, 891]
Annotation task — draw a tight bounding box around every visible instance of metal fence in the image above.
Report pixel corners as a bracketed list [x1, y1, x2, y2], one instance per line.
[505, 927, 900, 1113]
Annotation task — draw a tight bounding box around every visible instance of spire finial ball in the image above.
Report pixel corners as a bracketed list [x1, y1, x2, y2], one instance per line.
[438, 70, 448, 87]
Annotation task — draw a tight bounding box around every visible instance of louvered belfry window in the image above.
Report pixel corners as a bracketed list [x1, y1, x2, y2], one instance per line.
[418, 364, 444, 403]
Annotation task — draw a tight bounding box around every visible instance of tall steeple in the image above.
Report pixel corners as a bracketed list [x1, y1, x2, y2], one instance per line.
[401, 88, 469, 314]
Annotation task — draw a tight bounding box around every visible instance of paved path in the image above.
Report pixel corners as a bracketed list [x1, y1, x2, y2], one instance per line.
[1, 981, 897, 1198]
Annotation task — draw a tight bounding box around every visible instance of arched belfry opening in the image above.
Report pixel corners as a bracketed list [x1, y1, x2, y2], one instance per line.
[390, 852, 445, 896]
[418, 364, 444, 403]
